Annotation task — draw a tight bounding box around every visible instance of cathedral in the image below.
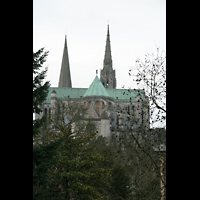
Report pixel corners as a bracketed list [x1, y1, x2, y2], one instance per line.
[36, 25, 150, 138]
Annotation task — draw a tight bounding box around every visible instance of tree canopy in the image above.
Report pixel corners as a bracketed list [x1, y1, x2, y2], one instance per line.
[33, 47, 50, 138]
[33, 47, 166, 200]
[33, 48, 64, 199]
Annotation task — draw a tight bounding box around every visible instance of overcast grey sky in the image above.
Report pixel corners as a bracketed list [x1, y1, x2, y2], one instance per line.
[33, 0, 166, 89]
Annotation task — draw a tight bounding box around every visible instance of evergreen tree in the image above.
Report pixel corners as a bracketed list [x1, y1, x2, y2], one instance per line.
[110, 165, 132, 200]
[43, 100, 112, 200]
[33, 137, 63, 199]
[89, 136, 133, 200]
[33, 47, 50, 138]
[33, 48, 63, 199]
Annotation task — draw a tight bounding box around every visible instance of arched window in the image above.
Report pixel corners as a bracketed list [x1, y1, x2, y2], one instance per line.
[44, 108, 47, 116]
[142, 110, 144, 123]
[95, 101, 100, 115]
[49, 108, 51, 120]
[84, 102, 87, 109]
[116, 115, 119, 126]
[56, 104, 60, 121]
[102, 101, 105, 109]
[132, 106, 135, 114]
[106, 80, 109, 87]
[62, 102, 65, 111]
[108, 102, 112, 110]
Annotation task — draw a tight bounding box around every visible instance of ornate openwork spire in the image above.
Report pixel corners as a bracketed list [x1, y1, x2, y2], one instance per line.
[104, 25, 112, 63]
[100, 25, 116, 88]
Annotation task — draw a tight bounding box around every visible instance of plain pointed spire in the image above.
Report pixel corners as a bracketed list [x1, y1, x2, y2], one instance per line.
[58, 35, 72, 88]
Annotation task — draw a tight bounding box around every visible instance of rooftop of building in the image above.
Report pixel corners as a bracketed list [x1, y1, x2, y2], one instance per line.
[45, 84, 144, 104]
[46, 26, 145, 104]
[83, 76, 110, 98]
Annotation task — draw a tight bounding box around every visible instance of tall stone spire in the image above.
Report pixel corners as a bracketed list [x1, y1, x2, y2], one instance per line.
[100, 25, 116, 88]
[58, 35, 72, 88]
[104, 25, 112, 63]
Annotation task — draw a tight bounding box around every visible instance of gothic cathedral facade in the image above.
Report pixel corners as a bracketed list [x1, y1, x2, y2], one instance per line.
[35, 26, 150, 138]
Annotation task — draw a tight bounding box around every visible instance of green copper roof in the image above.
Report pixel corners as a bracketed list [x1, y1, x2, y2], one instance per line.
[45, 87, 87, 104]
[45, 85, 144, 104]
[83, 76, 110, 98]
[106, 88, 144, 101]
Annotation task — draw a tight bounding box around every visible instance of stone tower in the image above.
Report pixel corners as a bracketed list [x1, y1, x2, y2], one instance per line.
[58, 35, 72, 88]
[100, 25, 116, 88]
